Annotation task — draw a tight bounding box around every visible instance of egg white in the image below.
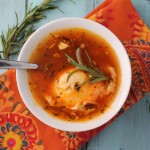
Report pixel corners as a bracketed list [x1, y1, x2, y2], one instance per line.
[44, 67, 116, 113]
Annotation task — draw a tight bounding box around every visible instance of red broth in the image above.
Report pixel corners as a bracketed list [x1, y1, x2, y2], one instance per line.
[28, 28, 121, 122]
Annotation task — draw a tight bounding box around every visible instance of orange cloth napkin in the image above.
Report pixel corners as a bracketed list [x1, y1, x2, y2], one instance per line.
[0, 0, 150, 149]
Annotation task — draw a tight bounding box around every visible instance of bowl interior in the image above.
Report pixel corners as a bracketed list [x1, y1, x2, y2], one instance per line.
[16, 18, 131, 132]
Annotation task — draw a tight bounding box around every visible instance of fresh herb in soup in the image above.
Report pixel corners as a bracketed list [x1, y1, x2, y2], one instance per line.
[28, 28, 121, 122]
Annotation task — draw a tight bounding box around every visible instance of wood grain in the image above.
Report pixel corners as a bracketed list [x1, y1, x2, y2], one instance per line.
[0, 0, 26, 72]
[132, 0, 150, 27]
[80, 94, 150, 150]
[0, 0, 25, 33]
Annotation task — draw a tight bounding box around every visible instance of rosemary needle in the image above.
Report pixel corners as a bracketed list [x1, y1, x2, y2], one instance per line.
[65, 48, 109, 86]
[0, 0, 59, 59]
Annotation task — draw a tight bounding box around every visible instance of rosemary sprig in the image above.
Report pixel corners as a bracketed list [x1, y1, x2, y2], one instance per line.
[65, 48, 109, 85]
[0, 0, 59, 59]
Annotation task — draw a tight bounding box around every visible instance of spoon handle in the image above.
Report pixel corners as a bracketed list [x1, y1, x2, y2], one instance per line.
[0, 59, 38, 69]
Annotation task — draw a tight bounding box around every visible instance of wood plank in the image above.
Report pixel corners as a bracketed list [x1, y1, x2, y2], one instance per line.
[0, 0, 26, 73]
[0, 0, 26, 34]
[85, 0, 104, 14]
[27, 0, 87, 29]
[132, 0, 150, 27]
[85, 94, 150, 150]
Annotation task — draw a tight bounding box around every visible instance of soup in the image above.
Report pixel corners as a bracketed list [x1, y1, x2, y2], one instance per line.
[28, 28, 121, 122]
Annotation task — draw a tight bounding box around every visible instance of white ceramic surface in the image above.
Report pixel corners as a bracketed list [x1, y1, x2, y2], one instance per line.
[16, 18, 131, 132]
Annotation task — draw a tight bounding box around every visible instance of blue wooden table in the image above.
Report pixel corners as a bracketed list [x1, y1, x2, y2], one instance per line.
[0, 0, 150, 150]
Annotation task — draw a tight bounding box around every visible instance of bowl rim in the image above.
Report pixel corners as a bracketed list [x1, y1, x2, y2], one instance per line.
[16, 17, 132, 132]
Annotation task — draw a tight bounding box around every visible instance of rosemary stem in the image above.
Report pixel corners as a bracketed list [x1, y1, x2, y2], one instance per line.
[65, 48, 109, 86]
[0, 0, 59, 59]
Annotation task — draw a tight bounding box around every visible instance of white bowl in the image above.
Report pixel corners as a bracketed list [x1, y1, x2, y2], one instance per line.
[16, 17, 131, 132]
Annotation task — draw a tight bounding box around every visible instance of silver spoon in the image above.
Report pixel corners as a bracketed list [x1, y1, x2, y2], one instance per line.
[0, 59, 38, 69]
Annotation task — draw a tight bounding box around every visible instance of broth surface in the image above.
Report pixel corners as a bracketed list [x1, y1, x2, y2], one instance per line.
[28, 28, 121, 122]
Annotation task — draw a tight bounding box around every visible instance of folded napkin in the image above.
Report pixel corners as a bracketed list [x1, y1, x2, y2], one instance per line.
[0, 0, 150, 149]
